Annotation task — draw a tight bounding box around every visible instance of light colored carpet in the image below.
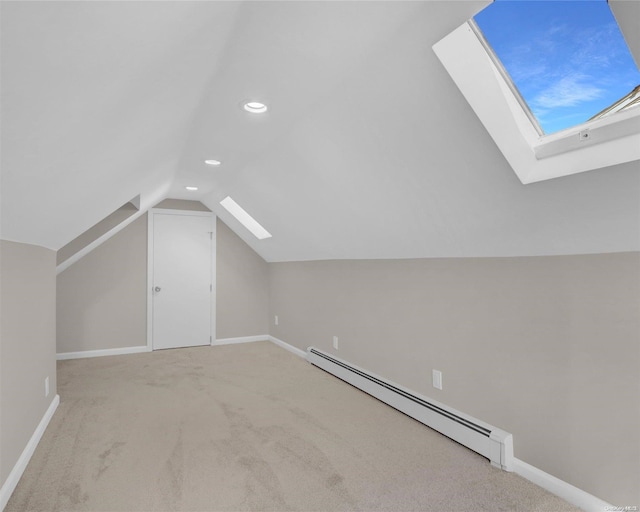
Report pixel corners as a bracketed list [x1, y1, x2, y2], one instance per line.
[7, 341, 581, 511]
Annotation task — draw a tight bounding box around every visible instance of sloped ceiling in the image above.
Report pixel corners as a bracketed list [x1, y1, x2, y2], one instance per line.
[1, 1, 639, 261]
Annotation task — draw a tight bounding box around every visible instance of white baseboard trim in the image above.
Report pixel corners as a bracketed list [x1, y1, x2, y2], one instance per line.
[214, 335, 306, 359]
[268, 336, 307, 358]
[57, 345, 150, 360]
[215, 335, 269, 345]
[512, 458, 613, 512]
[0, 394, 60, 512]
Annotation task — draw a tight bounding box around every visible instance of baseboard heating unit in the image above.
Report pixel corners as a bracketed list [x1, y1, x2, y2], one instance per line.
[307, 347, 513, 471]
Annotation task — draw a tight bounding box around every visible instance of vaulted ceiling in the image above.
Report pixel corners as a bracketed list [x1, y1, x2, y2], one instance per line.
[2, 1, 639, 261]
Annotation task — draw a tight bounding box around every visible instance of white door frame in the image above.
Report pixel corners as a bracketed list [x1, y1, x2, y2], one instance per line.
[147, 208, 216, 351]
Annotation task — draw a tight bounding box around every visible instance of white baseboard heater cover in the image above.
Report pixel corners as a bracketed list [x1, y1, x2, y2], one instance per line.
[307, 347, 514, 471]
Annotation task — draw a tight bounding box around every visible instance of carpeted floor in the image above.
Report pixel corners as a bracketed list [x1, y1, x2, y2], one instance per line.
[7, 341, 581, 511]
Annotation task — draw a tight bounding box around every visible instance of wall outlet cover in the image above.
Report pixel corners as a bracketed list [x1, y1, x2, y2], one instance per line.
[432, 370, 442, 390]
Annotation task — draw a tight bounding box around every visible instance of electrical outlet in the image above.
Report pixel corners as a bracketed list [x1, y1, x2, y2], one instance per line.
[432, 370, 442, 390]
[333, 336, 339, 350]
[274, 315, 279, 326]
[45, 376, 50, 397]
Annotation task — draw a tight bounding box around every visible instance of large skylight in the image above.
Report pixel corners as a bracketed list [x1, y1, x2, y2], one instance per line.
[474, 0, 640, 134]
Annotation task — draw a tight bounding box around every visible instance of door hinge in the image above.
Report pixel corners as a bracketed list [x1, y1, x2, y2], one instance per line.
[210, 284, 213, 292]
[210, 335, 212, 343]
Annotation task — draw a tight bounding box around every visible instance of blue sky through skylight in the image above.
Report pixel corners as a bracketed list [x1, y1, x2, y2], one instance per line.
[474, 0, 640, 134]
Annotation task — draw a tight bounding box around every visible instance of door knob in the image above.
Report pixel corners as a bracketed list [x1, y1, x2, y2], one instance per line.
[154, 286, 161, 292]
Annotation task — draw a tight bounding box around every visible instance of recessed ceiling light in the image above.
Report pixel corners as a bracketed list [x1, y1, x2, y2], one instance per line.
[243, 101, 268, 114]
[185, 186, 198, 191]
[220, 196, 272, 240]
[205, 159, 221, 166]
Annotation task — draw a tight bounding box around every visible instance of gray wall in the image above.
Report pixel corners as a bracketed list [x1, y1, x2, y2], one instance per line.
[57, 201, 138, 265]
[56, 201, 269, 353]
[155, 198, 211, 212]
[216, 219, 269, 339]
[0, 241, 57, 487]
[268, 253, 640, 506]
[57, 214, 148, 353]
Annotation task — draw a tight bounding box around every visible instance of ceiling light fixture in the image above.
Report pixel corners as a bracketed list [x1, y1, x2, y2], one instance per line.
[220, 196, 272, 240]
[243, 101, 268, 114]
[205, 159, 221, 166]
[185, 186, 198, 191]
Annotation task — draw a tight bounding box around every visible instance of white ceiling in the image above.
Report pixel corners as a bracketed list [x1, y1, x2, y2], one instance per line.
[2, 1, 639, 261]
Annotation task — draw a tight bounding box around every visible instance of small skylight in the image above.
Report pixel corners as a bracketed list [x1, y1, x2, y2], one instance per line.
[185, 186, 198, 191]
[220, 196, 272, 240]
[205, 159, 221, 166]
[474, 0, 640, 134]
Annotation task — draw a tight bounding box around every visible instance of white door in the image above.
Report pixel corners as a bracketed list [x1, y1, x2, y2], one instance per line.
[150, 211, 214, 350]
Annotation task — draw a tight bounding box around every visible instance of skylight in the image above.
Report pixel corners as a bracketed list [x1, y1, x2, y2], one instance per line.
[474, 0, 640, 135]
[220, 196, 272, 240]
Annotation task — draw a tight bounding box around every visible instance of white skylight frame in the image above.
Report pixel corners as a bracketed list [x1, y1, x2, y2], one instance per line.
[468, 20, 544, 138]
[220, 196, 272, 240]
[433, 21, 640, 184]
